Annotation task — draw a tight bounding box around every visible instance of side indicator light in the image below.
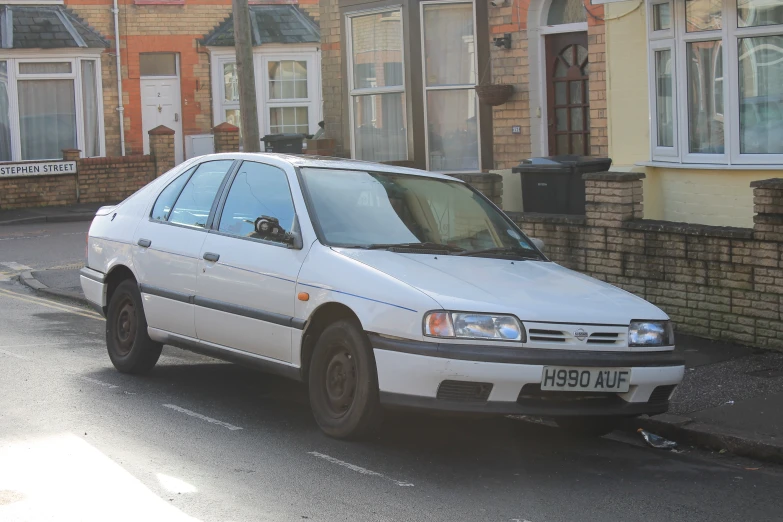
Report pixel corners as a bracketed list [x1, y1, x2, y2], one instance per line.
[298, 292, 310, 302]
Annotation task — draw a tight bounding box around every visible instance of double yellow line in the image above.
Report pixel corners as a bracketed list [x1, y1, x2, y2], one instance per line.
[0, 288, 103, 321]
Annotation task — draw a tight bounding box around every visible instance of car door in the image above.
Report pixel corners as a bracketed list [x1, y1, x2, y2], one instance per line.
[133, 159, 235, 339]
[194, 160, 308, 363]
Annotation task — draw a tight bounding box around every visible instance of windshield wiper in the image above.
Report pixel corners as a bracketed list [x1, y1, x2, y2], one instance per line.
[458, 246, 542, 259]
[359, 242, 466, 253]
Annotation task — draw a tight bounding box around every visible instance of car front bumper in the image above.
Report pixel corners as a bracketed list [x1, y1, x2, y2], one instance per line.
[371, 334, 685, 417]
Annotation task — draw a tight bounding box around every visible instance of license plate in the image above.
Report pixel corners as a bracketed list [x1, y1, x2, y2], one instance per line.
[541, 367, 631, 392]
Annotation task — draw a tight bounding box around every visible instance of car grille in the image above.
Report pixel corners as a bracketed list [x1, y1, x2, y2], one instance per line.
[436, 380, 493, 402]
[527, 328, 622, 345]
[648, 384, 676, 404]
[587, 332, 620, 344]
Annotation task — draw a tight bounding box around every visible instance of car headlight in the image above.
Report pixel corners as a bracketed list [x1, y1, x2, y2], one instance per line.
[424, 311, 525, 342]
[628, 321, 674, 347]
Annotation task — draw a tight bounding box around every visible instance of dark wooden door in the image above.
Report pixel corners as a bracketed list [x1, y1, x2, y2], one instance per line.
[545, 32, 589, 156]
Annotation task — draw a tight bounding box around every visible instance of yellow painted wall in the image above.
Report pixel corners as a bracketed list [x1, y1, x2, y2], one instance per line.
[605, 1, 649, 168]
[603, 2, 781, 228]
[645, 168, 782, 228]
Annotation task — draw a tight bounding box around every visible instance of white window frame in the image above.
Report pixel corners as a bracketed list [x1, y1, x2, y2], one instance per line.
[420, 0, 480, 173]
[345, 6, 408, 162]
[208, 45, 322, 137]
[646, 0, 783, 165]
[0, 50, 106, 161]
[262, 52, 318, 135]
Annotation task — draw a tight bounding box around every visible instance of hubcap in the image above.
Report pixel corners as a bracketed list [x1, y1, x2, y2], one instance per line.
[324, 348, 357, 417]
[114, 298, 136, 356]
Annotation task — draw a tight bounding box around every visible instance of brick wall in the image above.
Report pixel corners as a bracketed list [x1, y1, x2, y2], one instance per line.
[0, 173, 79, 210]
[77, 155, 157, 203]
[0, 128, 174, 210]
[506, 172, 783, 351]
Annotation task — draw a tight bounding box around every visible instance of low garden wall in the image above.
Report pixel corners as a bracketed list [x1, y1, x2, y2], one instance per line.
[502, 172, 783, 350]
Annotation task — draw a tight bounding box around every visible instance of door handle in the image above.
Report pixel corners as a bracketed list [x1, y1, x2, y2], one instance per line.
[203, 252, 220, 262]
[138, 238, 152, 248]
[174, 113, 179, 122]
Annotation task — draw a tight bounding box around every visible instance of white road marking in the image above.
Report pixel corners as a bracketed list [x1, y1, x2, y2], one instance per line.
[77, 376, 119, 389]
[0, 342, 69, 349]
[162, 404, 243, 431]
[0, 348, 29, 360]
[1, 262, 33, 271]
[307, 451, 414, 487]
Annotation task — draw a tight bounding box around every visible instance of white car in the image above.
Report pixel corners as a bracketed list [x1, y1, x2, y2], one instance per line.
[80, 153, 684, 439]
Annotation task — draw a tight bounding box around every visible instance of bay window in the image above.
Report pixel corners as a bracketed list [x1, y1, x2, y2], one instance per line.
[347, 9, 408, 163]
[648, 0, 783, 165]
[0, 55, 104, 162]
[421, 1, 479, 172]
[211, 49, 320, 140]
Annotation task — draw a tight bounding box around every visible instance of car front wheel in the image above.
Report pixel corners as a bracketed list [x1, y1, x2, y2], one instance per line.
[106, 279, 162, 374]
[308, 319, 382, 439]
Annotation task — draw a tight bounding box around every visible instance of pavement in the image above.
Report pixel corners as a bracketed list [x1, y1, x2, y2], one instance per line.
[1, 279, 782, 521]
[0, 201, 108, 227]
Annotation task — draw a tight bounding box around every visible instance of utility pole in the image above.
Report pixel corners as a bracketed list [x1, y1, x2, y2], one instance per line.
[232, 0, 261, 152]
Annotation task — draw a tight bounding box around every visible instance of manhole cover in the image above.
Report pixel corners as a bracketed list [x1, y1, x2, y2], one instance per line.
[746, 368, 783, 378]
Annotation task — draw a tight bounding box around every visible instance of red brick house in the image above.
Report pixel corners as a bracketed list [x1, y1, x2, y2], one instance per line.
[0, 0, 321, 165]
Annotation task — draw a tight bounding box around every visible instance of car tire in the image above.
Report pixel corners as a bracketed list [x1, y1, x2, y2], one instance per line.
[106, 279, 162, 374]
[555, 416, 620, 437]
[308, 319, 383, 439]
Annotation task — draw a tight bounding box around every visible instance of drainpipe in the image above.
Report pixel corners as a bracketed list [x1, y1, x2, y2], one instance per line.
[112, 0, 125, 155]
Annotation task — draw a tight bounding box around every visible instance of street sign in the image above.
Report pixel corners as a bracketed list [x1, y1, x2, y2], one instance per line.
[0, 161, 77, 178]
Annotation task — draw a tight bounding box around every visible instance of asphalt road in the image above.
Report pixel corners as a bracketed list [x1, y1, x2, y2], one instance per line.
[2, 222, 783, 521]
[1, 278, 783, 522]
[0, 221, 88, 281]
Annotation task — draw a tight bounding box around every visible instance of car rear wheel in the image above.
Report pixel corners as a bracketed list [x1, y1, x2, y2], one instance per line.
[308, 319, 382, 439]
[555, 416, 621, 437]
[106, 279, 162, 374]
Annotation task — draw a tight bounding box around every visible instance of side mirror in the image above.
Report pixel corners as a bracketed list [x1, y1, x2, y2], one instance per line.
[531, 237, 545, 251]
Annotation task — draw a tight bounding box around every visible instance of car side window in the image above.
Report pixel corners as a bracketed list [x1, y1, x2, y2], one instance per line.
[218, 161, 296, 244]
[150, 166, 196, 221]
[168, 160, 234, 228]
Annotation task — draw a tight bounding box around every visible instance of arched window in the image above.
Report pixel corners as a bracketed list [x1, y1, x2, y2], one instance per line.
[547, 0, 586, 25]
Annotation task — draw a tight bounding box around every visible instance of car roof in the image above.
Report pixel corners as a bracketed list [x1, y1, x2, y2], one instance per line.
[200, 152, 464, 182]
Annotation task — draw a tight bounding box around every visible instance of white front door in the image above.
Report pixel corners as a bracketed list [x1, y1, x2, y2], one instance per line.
[141, 78, 184, 164]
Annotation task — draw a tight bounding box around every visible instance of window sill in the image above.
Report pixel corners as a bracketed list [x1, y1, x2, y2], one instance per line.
[637, 161, 783, 171]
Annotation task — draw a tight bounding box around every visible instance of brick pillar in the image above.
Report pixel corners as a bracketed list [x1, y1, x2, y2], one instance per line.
[583, 171, 644, 227]
[751, 179, 783, 241]
[213, 122, 240, 153]
[148, 125, 175, 177]
[305, 138, 336, 157]
[450, 173, 504, 207]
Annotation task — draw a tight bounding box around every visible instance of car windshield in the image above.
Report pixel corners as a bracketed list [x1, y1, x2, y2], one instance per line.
[300, 167, 541, 256]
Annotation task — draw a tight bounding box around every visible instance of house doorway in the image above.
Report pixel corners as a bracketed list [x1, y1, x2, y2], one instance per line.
[545, 31, 589, 156]
[140, 53, 184, 164]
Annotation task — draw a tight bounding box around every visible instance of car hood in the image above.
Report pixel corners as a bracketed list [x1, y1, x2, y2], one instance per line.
[333, 249, 667, 325]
